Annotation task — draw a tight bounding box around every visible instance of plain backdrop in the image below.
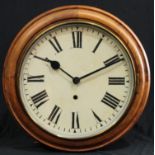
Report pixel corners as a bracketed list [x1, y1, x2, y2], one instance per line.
[0, 0, 153, 155]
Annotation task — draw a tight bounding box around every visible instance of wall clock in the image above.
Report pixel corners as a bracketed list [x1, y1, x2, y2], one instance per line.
[3, 5, 150, 152]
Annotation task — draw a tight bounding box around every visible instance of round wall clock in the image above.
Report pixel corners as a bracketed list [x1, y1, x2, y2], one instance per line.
[3, 5, 150, 151]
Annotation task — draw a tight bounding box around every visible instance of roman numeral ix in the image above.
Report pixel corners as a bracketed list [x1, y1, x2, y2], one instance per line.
[109, 77, 125, 85]
[27, 75, 44, 82]
[31, 90, 48, 108]
[48, 105, 62, 124]
[101, 92, 120, 109]
[49, 36, 62, 53]
[72, 31, 82, 48]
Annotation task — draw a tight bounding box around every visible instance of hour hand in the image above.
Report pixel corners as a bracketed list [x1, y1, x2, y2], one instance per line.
[34, 55, 73, 79]
[34, 55, 60, 70]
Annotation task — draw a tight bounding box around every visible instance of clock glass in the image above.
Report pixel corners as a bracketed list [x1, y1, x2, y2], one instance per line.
[18, 22, 135, 139]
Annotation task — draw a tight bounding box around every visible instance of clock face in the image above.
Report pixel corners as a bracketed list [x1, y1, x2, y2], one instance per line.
[18, 22, 135, 139]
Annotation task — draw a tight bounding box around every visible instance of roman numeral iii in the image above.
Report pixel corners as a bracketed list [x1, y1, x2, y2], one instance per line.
[72, 31, 82, 48]
[48, 105, 62, 124]
[72, 112, 80, 129]
[31, 90, 48, 108]
[49, 36, 62, 53]
[27, 75, 44, 82]
[101, 92, 120, 109]
[109, 77, 125, 85]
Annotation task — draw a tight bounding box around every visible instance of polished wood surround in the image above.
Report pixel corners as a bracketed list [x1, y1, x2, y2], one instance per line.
[2, 5, 150, 152]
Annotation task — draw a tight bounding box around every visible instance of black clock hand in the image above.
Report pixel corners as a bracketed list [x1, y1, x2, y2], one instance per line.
[59, 68, 74, 79]
[34, 55, 73, 79]
[79, 57, 124, 81]
[34, 55, 60, 70]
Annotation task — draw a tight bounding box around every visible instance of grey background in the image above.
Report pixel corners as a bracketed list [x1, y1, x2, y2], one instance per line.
[0, 0, 153, 154]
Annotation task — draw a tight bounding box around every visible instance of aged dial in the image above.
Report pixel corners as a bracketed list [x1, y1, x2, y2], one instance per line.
[19, 22, 135, 139]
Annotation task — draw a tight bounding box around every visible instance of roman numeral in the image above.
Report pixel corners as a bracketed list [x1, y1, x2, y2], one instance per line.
[109, 77, 125, 85]
[31, 90, 48, 108]
[72, 31, 82, 48]
[101, 92, 120, 109]
[92, 110, 102, 122]
[72, 112, 80, 129]
[48, 105, 62, 124]
[27, 75, 44, 82]
[92, 38, 103, 53]
[49, 36, 62, 53]
[104, 55, 123, 67]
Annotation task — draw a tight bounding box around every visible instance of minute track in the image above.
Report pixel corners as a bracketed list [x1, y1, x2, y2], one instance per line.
[19, 22, 135, 140]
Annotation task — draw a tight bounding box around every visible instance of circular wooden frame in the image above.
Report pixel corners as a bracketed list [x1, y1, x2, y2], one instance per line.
[2, 5, 150, 152]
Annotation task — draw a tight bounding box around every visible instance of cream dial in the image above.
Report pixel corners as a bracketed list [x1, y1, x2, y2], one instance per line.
[19, 22, 135, 139]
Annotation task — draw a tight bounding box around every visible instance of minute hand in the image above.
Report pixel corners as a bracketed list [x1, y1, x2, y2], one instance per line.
[80, 58, 124, 80]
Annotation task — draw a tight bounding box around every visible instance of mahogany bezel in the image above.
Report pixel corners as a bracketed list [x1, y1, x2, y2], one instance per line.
[2, 5, 150, 152]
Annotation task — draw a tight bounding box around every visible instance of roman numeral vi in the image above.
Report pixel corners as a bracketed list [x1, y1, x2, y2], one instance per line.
[72, 112, 80, 129]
